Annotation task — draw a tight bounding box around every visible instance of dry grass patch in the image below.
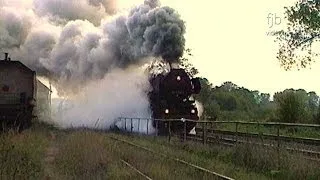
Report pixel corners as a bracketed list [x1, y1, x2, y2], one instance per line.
[114, 133, 320, 180]
[0, 126, 49, 179]
[54, 131, 112, 179]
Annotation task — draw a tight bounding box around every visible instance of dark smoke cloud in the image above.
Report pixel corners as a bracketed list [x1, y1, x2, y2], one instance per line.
[144, 0, 161, 8]
[0, 0, 186, 94]
[110, 3, 186, 65]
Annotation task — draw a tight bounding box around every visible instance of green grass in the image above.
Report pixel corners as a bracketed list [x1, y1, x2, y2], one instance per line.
[113, 133, 320, 180]
[0, 122, 319, 179]
[0, 122, 50, 179]
[112, 133, 269, 180]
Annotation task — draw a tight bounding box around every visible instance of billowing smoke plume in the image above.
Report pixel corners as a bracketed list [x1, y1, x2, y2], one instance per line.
[0, 0, 187, 131]
[0, 0, 186, 94]
[33, 0, 117, 25]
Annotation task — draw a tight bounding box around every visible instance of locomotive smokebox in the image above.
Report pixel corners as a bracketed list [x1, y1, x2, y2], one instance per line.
[148, 65, 202, 135]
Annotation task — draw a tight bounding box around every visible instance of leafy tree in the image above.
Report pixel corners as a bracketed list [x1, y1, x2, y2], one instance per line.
[274, 90, 300, 123]
[307, 91, 319, 110]
[260, 93, 271, 105]
[315, 103, 320, 124]
[274, 0, 320, 70]
[195, 78, 212, 104]
[220, 81, 238, 92]
[204, 99, 221, 120]
[194, 78, 221, 120]
[307, 91, 319, 122]
[179, 48, 199, 77]
[274, 89, 311, 123]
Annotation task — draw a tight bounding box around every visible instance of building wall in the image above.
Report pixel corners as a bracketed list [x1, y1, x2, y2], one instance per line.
[36, 80, 51, 120]
[0, 61, 51, 120]
[0, 62, 35, 104]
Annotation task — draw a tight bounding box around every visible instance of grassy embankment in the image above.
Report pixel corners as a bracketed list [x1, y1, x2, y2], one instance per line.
[0, 122, 319, 179]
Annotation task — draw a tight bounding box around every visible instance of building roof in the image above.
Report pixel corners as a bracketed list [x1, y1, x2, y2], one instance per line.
[0, 60, 35, 74]
[37, 79, 52, 92]
[0, 60, 51, 92]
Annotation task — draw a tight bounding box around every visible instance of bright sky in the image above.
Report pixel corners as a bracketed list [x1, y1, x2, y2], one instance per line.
[41, 0, 320, 98]
[118, 0, 320, 96]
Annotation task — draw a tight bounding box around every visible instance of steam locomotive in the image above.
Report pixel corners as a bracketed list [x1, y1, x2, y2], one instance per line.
[148, 65, 201, 135]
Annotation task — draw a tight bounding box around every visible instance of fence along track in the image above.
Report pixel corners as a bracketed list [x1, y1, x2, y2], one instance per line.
[186, 133, 320, 161]
[110, 136, 235, 180]
[117, 117, 320, 146]
[120, 159, 153, 180]
[194, 128, 320, 158]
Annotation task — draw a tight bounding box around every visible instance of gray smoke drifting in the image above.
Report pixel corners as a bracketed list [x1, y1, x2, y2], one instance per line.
[33, 0, 117, 25]
[0, 0, 186, 94]
[0, 0, 186, 132]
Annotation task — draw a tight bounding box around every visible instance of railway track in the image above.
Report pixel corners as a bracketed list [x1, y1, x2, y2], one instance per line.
[195, 128, 320, 146]
[110, 135, 235, 180]
[186, 132, 320, 160]
[120, 159, 153, 180]
[115, 118, 320, 161]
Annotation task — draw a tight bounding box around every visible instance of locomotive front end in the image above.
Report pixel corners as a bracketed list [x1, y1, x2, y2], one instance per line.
[149, 68, 201, 135]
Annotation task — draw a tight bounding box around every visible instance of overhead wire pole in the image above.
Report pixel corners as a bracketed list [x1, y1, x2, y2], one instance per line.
[49, 79, 52, 120]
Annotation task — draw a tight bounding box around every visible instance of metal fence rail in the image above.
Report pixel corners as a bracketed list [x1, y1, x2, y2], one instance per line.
[114, 117, 320, 160]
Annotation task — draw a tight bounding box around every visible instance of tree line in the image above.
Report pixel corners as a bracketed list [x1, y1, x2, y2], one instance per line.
[194, 79, 320, 124]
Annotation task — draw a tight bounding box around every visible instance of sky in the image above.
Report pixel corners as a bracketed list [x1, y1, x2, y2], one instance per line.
[117, 0, 320, 97]
[33, 0, 320, 98]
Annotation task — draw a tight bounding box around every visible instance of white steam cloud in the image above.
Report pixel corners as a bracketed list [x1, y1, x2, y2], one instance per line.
[51, 67, 155, 133]
[195, 100, 203, 118]
[0, 0, 186, 95]
[0, 0, 186, 132]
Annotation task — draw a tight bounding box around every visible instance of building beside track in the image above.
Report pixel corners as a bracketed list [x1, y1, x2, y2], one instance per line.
[0, 53, 51, 129]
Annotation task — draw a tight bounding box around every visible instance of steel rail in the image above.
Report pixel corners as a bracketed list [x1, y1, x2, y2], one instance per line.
[120, 159, 153, 180]
[110, 136, 235, 180]
[195, 128, 320, 146]
[186, 134, 320, 160]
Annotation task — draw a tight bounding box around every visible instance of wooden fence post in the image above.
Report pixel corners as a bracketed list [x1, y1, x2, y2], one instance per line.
[131, 118, 133, 133]
[202, 122, 207, 144]
[235, 122, 239, 143]
[258, 122, 263, 142]
[147, 118, 149, 135]
[168, 121, 171, 142]
[246, 123, 249, 143]
[183, 120, 187, 142]
[125, 118, 127, 131]
[155, 119, 158, 136]
[277, 123, 280, 169]
[138, 118, 140, 133]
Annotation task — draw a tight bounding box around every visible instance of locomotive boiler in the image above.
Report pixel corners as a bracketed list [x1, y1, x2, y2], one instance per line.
[149, 66, 201, 135]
